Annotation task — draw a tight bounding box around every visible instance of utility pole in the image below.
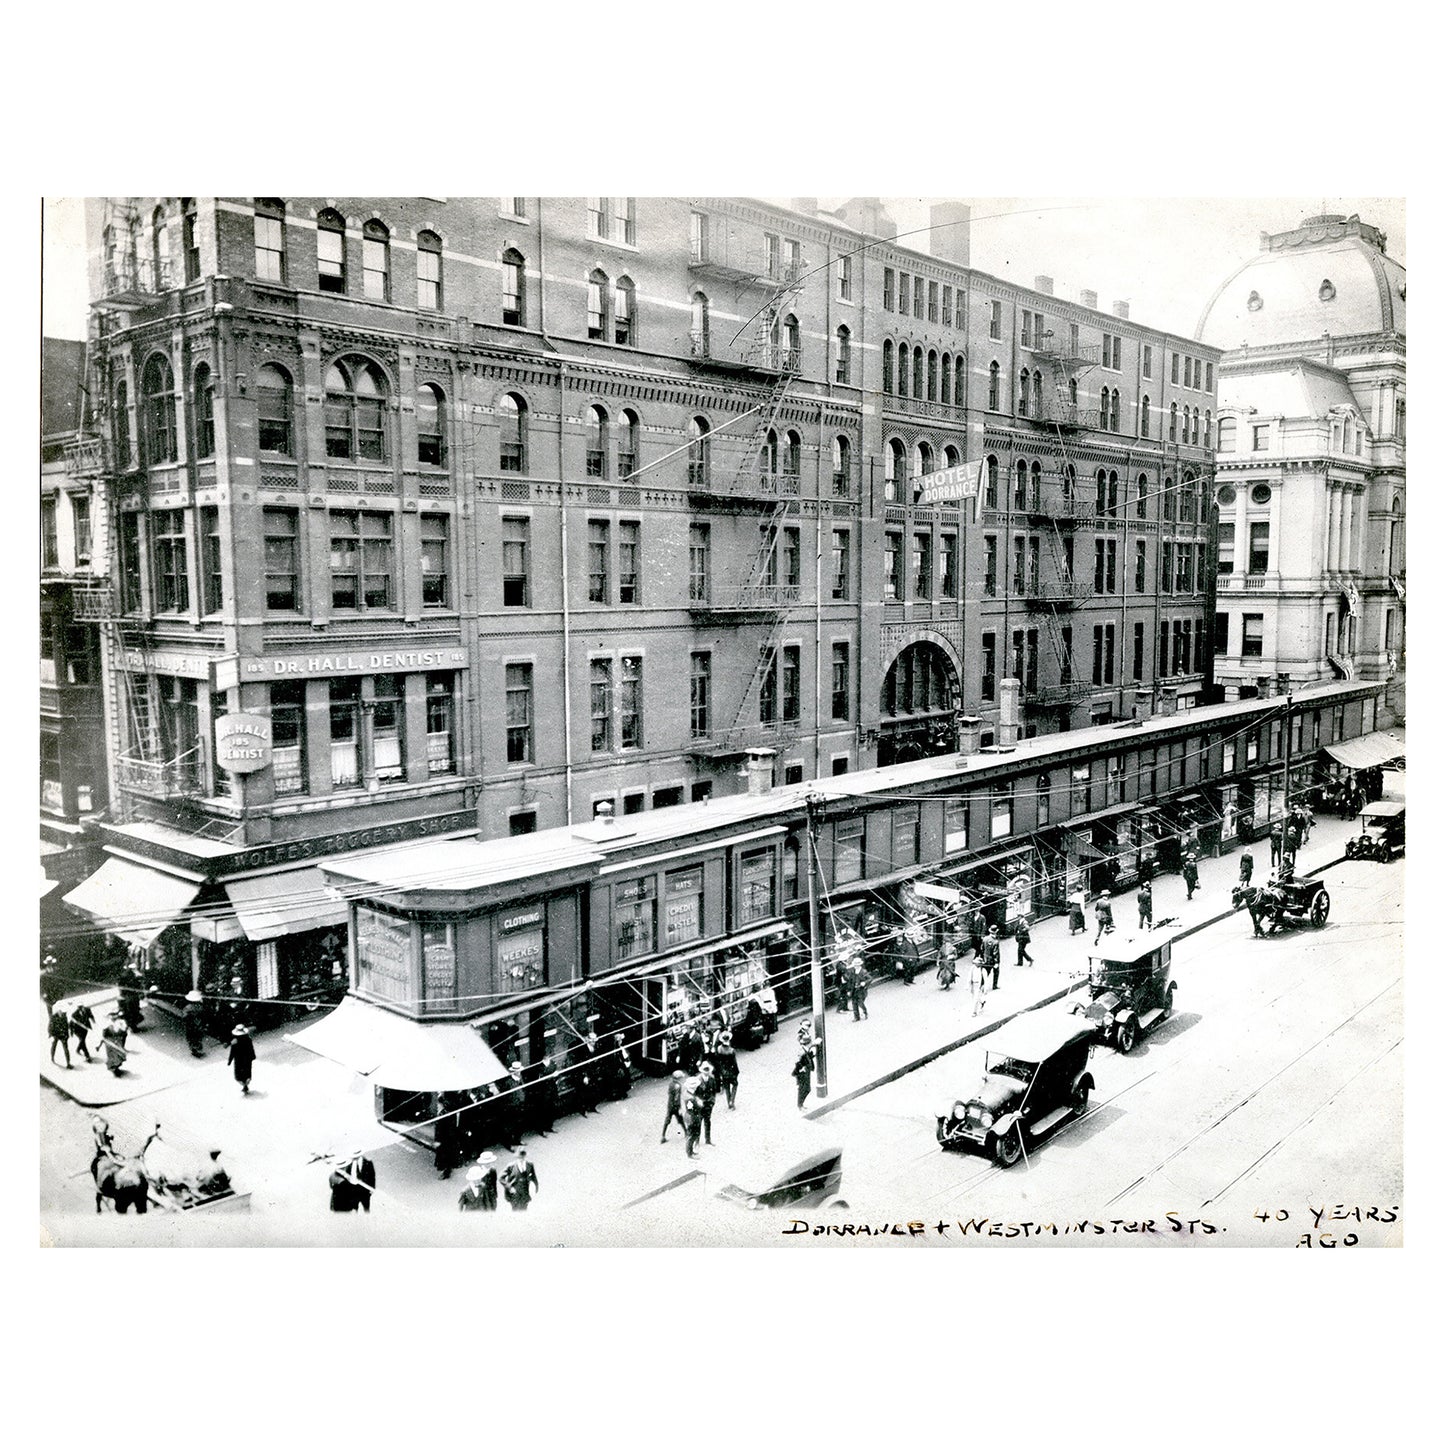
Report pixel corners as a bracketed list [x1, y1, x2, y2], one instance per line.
[804, 791, 828, 1098]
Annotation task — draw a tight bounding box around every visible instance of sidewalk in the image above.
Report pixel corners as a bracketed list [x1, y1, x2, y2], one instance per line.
[43, 789, 1379, 1228]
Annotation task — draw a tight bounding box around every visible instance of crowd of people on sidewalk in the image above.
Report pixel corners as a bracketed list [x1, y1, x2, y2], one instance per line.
[661, 1021, 742, 1158]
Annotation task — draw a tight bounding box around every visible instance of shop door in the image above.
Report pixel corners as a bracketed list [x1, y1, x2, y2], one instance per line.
[639, 977, 668, 1072]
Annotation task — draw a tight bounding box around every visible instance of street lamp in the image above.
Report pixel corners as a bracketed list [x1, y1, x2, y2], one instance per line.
[803, 790, 828, 1098]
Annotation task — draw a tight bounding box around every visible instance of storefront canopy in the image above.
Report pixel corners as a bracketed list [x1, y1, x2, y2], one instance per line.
[225, 868, 348, 942]
[1324, 731, 1405, 772]
[285, 996, 511, 1093]
[63, 856, 201, 948]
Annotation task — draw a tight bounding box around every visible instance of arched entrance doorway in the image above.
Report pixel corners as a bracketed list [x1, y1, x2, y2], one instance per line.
[878, 641, 960, 766]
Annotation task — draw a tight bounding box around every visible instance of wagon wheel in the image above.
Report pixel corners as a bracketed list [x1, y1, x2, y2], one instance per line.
[1310, 889, 1331, 927]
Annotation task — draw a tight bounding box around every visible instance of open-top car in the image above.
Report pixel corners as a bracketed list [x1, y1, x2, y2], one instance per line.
[1344, 800, 1405, 862]
[1071, 933, 1177, 1053]
[937, 1013, 1096, 1167]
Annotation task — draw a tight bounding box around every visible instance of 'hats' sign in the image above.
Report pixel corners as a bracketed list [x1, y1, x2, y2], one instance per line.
[215, 713, 273, 774]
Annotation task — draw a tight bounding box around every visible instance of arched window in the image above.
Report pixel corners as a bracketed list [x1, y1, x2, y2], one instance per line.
[1015, 459, 1029, 509]
[587, 269, 609, 340]
[927, 349, 938, 401]
[984, 455, 999, 510]
[1163, 473, 1176, 521]
[1034, 370, 1044, 417]
[885, 438, 905, 501]
[618, 409, 639, 478]
[1095, 468, 1108, 515]
[1099, 387, 1110, 430]
[114, 380, 131, 471]
[1136, 474, 1149, 520]
[1217, 415, 1236, 452]
[256, 364, 293, 456]
[1169, 401, 1178, 442]
[912, 346, 924, 397]
[317, 208, 346, 293]
[417, 230, 443, 310]
[614, 276, 635, 346]
[362, 219, 390, 301]
[1110, 389, 1121, 433]
[1204, 409, 1212, 447]
[1068, 375, 1078, 406]
[586, 405, 609, 477]
[915, 441, 934, 479]
[498, 393, 527, 471]
[690, 291, 710, 355]
[940, 353, 952, 406]
[1061, 462, 1076, 508]
[502, 249, 526, 326]
[835, 325, 851, 384]
[1140, 394, 1151, 439]
[151, 205, 170, 289]
[784, 429, 802, 477]
[324, 357, 388, 461]
[142, 353, 177, 465]
[988, 360, 1000, 410]
[192, 363, 215, 460]
[955, 355, 965, 406]
[832, 435, 851, 493]
[897, 344, 909, 398]
[783, 314, 801, 367]
[1191, 407, 1200, 445]
[687, 416, 711, 487]
[882, 340, 894, 394]
[417, 383, 446, 467]
[762, 428, 779, 476]
[1030, 460, 1043, 510]
[1019, 368, 1031, 417]
[944, 445, 961, 469]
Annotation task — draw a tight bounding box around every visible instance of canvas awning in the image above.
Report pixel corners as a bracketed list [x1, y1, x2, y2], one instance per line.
[1324, 731, 1405, 772]
[225, 868, 348, 942]
[285, 996, 511, 1093]
[63, 856, 201, 948]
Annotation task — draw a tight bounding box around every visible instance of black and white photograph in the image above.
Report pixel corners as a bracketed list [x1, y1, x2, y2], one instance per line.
[36, 188, 1407, 1252]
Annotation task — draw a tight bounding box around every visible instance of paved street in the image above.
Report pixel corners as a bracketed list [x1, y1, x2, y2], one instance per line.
[40, 789, 1401, 1245]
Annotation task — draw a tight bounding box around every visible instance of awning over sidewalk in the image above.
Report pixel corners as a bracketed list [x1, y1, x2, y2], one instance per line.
[286, 996, 511, 1093]
[63, 856, 201, 948]
[225, 868, 348, 942]
[1324, 731, 1405, 772]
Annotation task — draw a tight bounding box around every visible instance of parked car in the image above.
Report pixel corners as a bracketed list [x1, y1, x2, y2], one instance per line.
[1344, 800, 1405, 862]
[937, 1013, 1096, 1167]
[1071, 934, 1177, 1053]
[710, 1138, 847, 1211]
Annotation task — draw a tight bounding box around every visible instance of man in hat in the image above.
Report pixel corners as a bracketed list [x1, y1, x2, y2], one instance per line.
[227, 1024, 256, 1095]
[1182, 848, 1200, 901]
[1014, 917, 1034, 967]
[182, 990, 207, 1058]
[459, 1156, 497, 1211]
[694, 1061, 719, 1147]
[850, 959, 870, 1021]
[1093, 891, 1115, 944]
[791, 1039, 815, 1111]
[500, 1147, 539, 1211]
[982, 925, 1002, 991]
[1238, 851, 1255, 888]
[47, 1002, 72, 1068]
[530, 1056, 559, 1137]
[660, 1069, 688, 1143]
[574, 1030, 603, 1115]
[499, 1062, 527, 1148]
[69, 999, 94, 1062]
[101, 1011, 128, 1075]
[713, 1029, 740, 1109]
[329, 1153, 376, 1212]
[681, 1074, 705, 1158]
[1137, 879, 1153, 931]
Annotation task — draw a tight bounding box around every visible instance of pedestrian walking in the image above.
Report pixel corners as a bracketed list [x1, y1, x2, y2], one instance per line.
[967, 907, 986, 958]
[694, 1062, 719, 1146]
[850, 960, 870, 1020]
[119, 963, 145, 1031]
[660, 1069, 688, 1143]
[969, 951, 989, 1017]
[328, 1153, 376, 1212]
[499, 1062, 527, 1147]
[182, 990, 206, 1058]
[1269, 824, 1283, 868]
[530, 1055, 559, 1136]
[459, 1156, 498, 1211]
[1014, 918, 1034, 967]
[501, 1148, 539, 1210]
[47, 1004, 72, 1068]
[434, 1092, 465, 1180]
[1093, 891, 1115, 944]
[713, 1030, 740, 1109]
[1238, 852, 1255, 887]
[982, 926, 1002, 990]
[834, 954, 852, 1014]
[606, 1032, 633, 1101]
[1182, 852, 1200, 901]
[69, 1000, 94, 1062]
[1137, 880, 1153, 930]
[101, 1012, 128, 1075]
[792, 1042, 815, 1111]
[682, 1077, 705, 1157]
[227, 1024, 256, 1095]
[574, 1031, 603, 1114]
[1138, 853, 1155, 886]
[1068, 887, 1087, 936]
[39, 955, 63, 1010]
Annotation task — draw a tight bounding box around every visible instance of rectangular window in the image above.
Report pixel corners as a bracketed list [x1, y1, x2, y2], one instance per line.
[1013, 535, 1025, 595]
[690, 652, 711, 738]
[1072, 762, 1091, 814]
[782, 645, 801, 723]
[765, 232, 781, 279]
[371, 674, 405, 782]
[1182, 619, 1193, 674]
[620, 655, 643, 749]
[738, 847, 777, 924]
[663, 866, 704, 948]
[615, 877, 656, 961]
[1143, 344, 1152, 379]
[1218, 523, 1235, 574]
[941, 284, 953, 326]
[421, 513, 449, 608]
[783, 526, 801, 590]
[71, 495, 92, 565]
[982, 632, 996, 701]
[1242, 613, 1264, 658]
[944, 797, 969, 852]
[316, 223, 344, 291]
[425, 673, 455, 775]
[1060, 625, 1073, 685]
[1092, 624, 1104, 685]
[1176, 542, 1192, 592]
[618, 520, 639, 604]
[590, 658, 613, 751]
[505, 662, 533, 762]
[119, 512, 142, 612]
[1133, 620, 1145, 681]
[989, 300, 1002, 339]
[882, 268, 895, 311]
[831, 642, 850, 721]
[913, 532, 932, 600]
[784, 238, 801, 278]
[831, 527, 850, 601]
[587, 277, 605, 339]
[1252, 424, 1269, 452]
[271, 680, 306, 795]
[1248, 522, 1270, 574]
[897, 273, 909, 315]
[759, 646, 777, 725]
[502, 517, 529, 607]
[329, 511, 393, 610]
[927, 280, 939, 322]
[834, 818, 864, 885]
[363, 234, 388, 301]
[1205, 362, 1214, 391]
[1094, 539, 1106, 595]
[152, 509, 190, 613]
[940, 533, 958, 598]
[838, 254, 853, 302]
[893, 804, 921, 866]
[1214, 612, 1229, 655]
[1135, 538, 1147, 593]
[1159, 620, 1169, 676]
[1171, 353, 1180, 384]
[1172, 620, 1185, 675]
[884, 532, 902, 601]
[253, 209, 285, 282]
[200, 505, 223, 614]
[329, 678, 361, 788]
[1161, 540, 1174, 593]
[689, 523, 710, 604]
[984, 535, 998, 597]
[417, 245, 441, 310]
[991, 795, 1013, 841]
[588, 198, 607, 238]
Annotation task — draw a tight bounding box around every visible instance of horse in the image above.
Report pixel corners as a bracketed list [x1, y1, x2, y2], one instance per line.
[1232, 883, 1281, 936]
[92, 1124, 161, 1215]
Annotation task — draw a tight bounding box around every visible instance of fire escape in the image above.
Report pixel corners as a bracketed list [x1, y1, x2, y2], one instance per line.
[1018, 330, 1101, 717]
[684, 220, 806, 757]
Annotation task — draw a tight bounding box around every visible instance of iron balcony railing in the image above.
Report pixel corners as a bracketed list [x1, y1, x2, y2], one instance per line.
[116, 742, 205, 799]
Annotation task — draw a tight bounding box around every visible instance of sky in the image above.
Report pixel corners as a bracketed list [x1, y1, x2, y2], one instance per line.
[39, 195, 1406, 344]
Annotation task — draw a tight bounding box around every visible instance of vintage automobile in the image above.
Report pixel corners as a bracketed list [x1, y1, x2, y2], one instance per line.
[937, 1013, 1096, 1167]
[1232, 874, 1331, 932]
[710, 1138, 847, 1211]
[1344, 800, 1405, 862]
[1070, 934, 1177, 1053]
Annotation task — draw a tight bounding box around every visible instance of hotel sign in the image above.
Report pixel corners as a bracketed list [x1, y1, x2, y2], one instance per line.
[215, 712, 272, 774]
[242, 648, 468, 679]
[917, 459, 985, 506]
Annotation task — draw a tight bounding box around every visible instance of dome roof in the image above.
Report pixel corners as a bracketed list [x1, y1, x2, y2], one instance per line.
[1196, 215, 1405, 349]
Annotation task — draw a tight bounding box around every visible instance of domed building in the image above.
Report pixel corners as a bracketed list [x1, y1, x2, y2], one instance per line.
[1196, 213, 1404, 720]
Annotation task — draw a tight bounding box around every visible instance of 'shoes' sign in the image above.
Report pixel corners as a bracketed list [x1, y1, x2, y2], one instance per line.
[215, 713, 273, 774]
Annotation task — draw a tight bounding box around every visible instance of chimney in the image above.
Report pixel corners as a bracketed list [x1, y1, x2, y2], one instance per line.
[1112, 300, 1130, 320]
[998, 678, 1021, 746]
[1080, 289, 1098, 309]
[793, 197, 818, 217]
[955, 716, 983, 757]
[744, 748, 776, 796]
[1132, 688, 1153, 722]
[1157, 686, 1178, 716]
[1034, 275, 1054, 296]
[928, 202, 971, 267]
[594, 799, 615, 825]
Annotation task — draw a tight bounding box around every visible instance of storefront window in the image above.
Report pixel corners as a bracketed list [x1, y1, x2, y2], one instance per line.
[738, 847, 776, 924]
[834, 819, 864, 885]
[497, 905, 546, 992]
[663, 867, 704, 948]
[421, 920, 456, 1013]
[355, 905, 411, 1006]
[1071, 763, 1091, 814]
[944, 797, 969, 853]
[615, 878, 656, 960]
[991, 797, 1013, 840]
